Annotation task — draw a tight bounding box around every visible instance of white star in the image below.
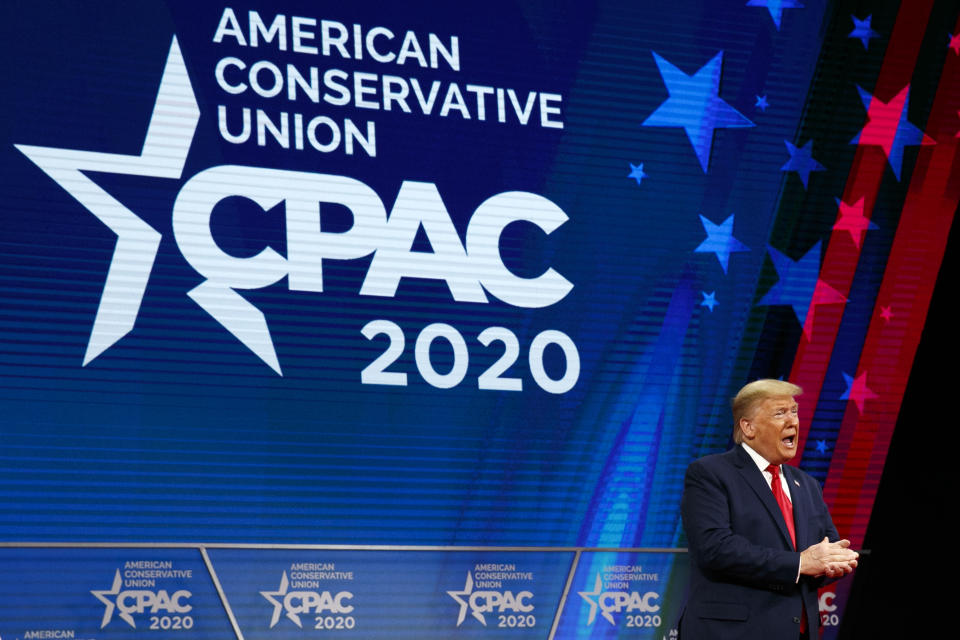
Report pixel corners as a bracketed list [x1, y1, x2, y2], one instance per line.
[261, 571, 299, 628]
[447, 572, 485, 626]
[578, 573, 612, 625]
[15, 37, 199, 366]
[91, 569, 132, 628]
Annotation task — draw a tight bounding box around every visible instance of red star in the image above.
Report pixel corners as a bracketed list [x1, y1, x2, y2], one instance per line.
[858, 86, 925, 156]
[843, 371, 879, 413]
[853, 85, 935, 182]
[832, 197, 873, 248]
[858, 87, 906, 154]
[880, 305, 893, 322]
[950, 33, 960, 55]
[801, 279, 848, 338]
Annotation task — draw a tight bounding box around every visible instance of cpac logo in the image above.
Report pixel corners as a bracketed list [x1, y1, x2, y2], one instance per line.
[447, 572, 533, 626]
[261, 571, 354, 628]
[16, 38, 572, 376]
[577, 574, 660, 626]
[91, 569, 192, 629]
[819, 591, 836, 613]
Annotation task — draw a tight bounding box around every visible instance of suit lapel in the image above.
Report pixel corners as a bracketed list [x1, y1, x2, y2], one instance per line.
[730, 446, 796, 550]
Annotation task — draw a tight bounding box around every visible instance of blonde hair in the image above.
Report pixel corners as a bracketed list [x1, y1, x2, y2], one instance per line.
[732, 379, 803, 443]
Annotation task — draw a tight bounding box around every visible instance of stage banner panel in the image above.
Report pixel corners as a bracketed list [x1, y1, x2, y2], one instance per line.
[553, 551, 687, 640]
[207, 548, 574, 639]
[0, 547, 233, 639]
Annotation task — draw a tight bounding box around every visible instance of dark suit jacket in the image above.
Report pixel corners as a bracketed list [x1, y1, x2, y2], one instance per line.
[679, 445, 839, 639]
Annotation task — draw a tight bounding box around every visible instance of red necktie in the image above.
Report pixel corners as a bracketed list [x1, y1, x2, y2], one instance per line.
[767, 464, 806, 634]
[766, 464, 796, 549]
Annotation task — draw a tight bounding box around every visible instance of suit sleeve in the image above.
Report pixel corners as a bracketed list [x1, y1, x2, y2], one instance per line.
[809, 473, 841, 542]
[682, 458, 801, 587]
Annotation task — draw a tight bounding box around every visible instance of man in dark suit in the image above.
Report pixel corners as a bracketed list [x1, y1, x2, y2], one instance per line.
[680, 379, 857, 639]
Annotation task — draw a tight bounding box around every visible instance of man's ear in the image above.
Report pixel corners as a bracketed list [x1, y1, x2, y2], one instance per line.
[739, 417, 754, 440]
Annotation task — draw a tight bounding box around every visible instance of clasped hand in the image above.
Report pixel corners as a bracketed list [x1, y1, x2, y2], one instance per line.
[799, 537, 858, 577]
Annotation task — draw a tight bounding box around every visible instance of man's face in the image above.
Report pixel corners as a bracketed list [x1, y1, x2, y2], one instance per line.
[740, 395, 800, 465]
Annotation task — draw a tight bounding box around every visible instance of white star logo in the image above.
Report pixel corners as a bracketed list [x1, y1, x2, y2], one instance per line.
[15, 37, 199, 366]
[261, 571, 300, 628]
[447, 571, 485, 626]
[577, 573, 615, 625]
[91, 569, 133, 628]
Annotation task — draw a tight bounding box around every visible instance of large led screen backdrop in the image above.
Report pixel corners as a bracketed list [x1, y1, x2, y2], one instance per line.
[1, 0, 958, 636]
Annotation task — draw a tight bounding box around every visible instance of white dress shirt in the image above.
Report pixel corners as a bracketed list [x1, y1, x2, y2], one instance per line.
[741, 442, 793, 502]
[741, 442, 802, 581]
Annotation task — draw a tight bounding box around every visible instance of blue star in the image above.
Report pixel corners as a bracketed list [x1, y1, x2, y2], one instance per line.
[758, 242, 821, 325]
[700, 291, 718, 311]
[815, 439, 828, 454]
[851, 84, 934, 181]
[755, 95, 770, 112]
[781, 139, 825, 189]
[694, 214, 749, 274]
[627, 162, 647, 185]
[642, 51, 754, 172]
[746, 0, 805, 31]
[849, 15, 880, 49]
